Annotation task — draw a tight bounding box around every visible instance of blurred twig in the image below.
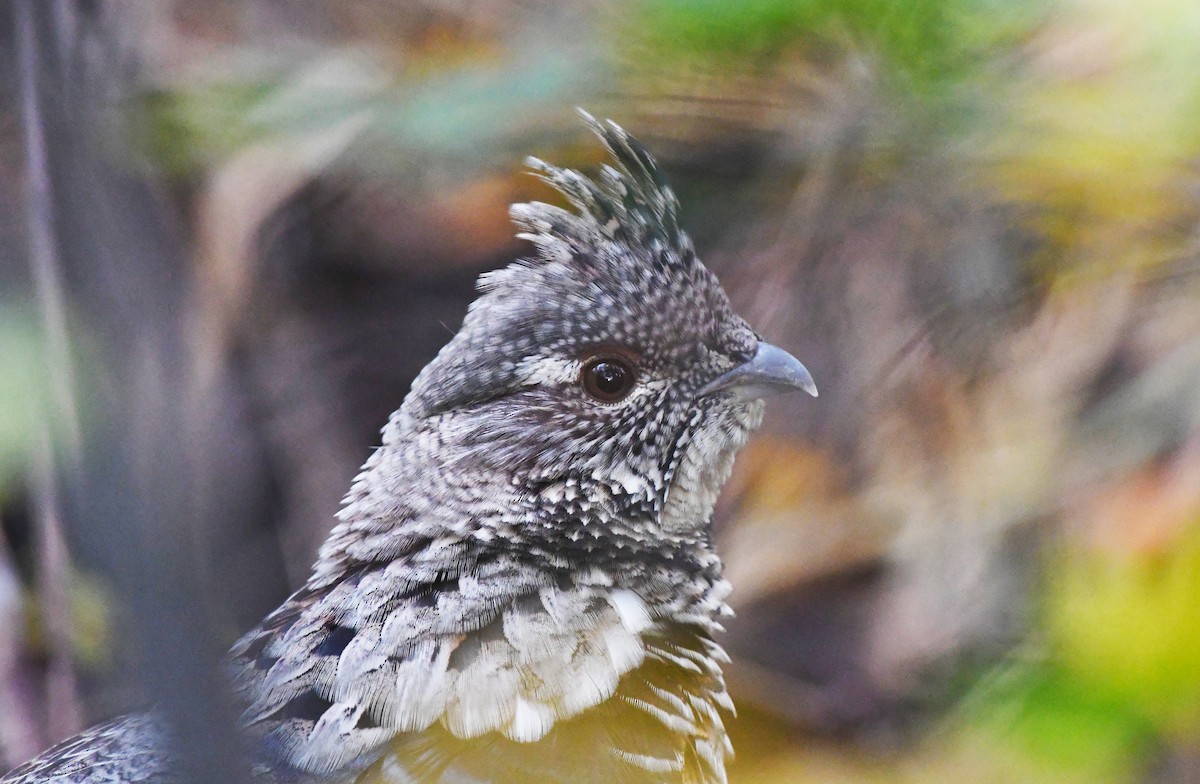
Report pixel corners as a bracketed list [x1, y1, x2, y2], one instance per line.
[16, 0, 88, 740]
[10, 0, 255, 781]
[14, 0, 82, 467]
[30, 429, 83, 742]
[15, 0, 86, 749]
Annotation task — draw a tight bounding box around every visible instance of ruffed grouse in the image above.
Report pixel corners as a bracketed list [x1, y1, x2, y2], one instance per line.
[3, 113, 816, 784]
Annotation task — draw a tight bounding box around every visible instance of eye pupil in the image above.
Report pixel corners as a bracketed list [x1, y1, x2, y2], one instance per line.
[594, 362, 624, 392]
[582, 357, 635, 401]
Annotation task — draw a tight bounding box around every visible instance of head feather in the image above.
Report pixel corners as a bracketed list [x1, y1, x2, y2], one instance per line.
[406, 112, 739, 421]
[510, 110, 695, 272]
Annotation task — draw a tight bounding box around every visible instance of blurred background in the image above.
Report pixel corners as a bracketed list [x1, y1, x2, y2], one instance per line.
[2, 0, 1199, 781]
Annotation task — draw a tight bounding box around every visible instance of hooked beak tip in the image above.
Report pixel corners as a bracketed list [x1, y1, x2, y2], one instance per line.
[699, 342, 818, 400]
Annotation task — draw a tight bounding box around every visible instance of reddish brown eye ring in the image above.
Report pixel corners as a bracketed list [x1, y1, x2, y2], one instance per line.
[581, 357, 636, 402]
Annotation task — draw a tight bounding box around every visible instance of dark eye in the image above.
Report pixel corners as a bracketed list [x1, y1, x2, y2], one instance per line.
[581, 357, 636, 402]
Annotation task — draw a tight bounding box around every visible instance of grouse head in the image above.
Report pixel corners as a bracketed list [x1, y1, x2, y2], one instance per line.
[364, 112, 817, 559]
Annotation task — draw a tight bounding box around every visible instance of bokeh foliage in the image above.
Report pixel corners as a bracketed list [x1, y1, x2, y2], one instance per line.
[4, 0, 1200, 780]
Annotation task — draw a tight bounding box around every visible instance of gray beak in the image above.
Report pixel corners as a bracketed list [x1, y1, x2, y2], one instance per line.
[697, 342, 818, 400]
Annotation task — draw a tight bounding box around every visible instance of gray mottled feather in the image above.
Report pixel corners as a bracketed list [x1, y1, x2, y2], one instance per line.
[0, 715, 174, 784]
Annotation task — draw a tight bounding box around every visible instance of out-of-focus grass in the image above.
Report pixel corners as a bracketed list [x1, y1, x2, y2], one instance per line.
[631, 0, 963, 73]
[0, 307, 52, 499]
[626, 0, 1044, 107]
[0, 303, 97, 500]
[960, 664, 1156, 783]
[0, 303, 111, 662]
[1047, 523, 1200, 737]
[942, 523, 1200, 782]
[22, 570, 115, 669]
[140, 45, 597, 177]
[987, 0, 1200, 273]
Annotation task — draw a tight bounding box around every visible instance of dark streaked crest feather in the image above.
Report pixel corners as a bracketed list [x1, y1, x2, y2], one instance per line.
[511, 110, 695, 273]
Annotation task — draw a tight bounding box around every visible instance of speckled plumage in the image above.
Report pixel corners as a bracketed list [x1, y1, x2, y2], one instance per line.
[3, 113, 813, 784]
[0, 715, 174, 784]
